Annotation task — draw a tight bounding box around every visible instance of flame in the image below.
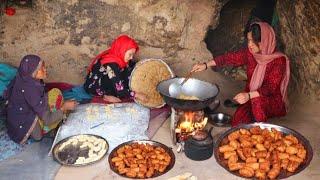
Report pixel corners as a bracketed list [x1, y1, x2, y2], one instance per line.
[176, 111, 208, 133]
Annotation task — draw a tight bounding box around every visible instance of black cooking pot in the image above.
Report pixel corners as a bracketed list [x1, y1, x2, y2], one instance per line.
[184, 127, 214, 161]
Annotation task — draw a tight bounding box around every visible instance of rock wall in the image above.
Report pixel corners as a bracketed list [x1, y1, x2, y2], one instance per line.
[277, 0, 320, 100]
[0, 0, 223, 84]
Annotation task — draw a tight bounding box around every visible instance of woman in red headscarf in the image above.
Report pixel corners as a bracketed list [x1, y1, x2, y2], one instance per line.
[192, 22, 290, 126]
[84, 35, 147, 103]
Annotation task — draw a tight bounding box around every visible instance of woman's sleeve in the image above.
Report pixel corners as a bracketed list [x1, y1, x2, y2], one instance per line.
[214, 48, 250, 67]
[103, 64, 134, 98]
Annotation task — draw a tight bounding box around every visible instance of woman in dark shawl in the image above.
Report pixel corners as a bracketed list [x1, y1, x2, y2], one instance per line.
[4, 55, 77, 144]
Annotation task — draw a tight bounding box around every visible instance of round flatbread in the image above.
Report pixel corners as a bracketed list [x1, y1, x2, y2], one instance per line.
[130, 59, 174, 108]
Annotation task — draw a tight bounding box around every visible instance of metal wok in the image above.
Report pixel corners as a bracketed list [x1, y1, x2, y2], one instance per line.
[157, 77, 219, 110]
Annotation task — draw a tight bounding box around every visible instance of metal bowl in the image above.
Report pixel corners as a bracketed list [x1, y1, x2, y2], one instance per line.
[208, 112, 231, 127]
[214, 123, 313, 179]
[108, 140, 175, 179]
[52, 134, 109, 166]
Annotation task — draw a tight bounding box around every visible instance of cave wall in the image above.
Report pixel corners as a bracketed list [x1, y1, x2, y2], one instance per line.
[0, 0, 224, 84]
[277, 0, 320, 100]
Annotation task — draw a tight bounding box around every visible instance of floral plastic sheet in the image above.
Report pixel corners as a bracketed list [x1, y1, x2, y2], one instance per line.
[51, 103, 150, 154]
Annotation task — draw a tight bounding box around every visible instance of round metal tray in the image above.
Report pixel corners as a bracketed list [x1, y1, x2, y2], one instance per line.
[214, 123, 313, 179]
[108, 140, 176, 179]
[129, 58, 175, 109]
[52, 134, 109, 166]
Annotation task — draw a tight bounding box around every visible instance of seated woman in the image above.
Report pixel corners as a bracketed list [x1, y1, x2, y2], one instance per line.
[4, 55, 78, 144]
[84, 35, 147, 103]
[192, 22, 290, 126]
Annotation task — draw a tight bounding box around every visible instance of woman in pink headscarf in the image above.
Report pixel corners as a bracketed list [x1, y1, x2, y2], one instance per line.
[192, 22, 290, 126]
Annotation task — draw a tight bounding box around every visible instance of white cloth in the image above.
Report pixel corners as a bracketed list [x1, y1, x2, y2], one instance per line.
[51, 103, 150, 153]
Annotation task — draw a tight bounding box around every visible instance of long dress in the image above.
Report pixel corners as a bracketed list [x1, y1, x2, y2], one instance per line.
[214, 48, 287, 126]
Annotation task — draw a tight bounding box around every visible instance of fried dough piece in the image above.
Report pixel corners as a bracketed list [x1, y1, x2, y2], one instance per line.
[285, 135, 299, 144]
[219, 145, 235, 153]
[228, 131, 240, 141]
[246, 162, 259, 170]
[237, 149, 247, 161]
[239, 166, 255, 178]
[228, 162, 245, 171]
[278, 152, 290, 160]
[229, 140, 240, 149]
[256, 150, 268, 158]
[256, 143, 266, 151]
[250, 126, 262, 135]
[255, 169, 267, 180]
[228, 155, 239, 164]
[241, 140, 253, 148]
[287, 160, 300, 173]
[267, 167, 280, 179]
[297, 148, 307, 159]
[286, 146, 298, 155]
[281, 159, 289, 169]
[224, 151, 237, 159]
[239, 128, 251, 136]
[246, 157, 257, 163]
[259, 161, 271, 172]
[289, 155, 303, 163]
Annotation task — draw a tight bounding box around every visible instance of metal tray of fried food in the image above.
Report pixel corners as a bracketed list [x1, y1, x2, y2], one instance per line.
[108, 140, 176, 179]
[214, 123, 313, 179]
[53, 134, 109, 166]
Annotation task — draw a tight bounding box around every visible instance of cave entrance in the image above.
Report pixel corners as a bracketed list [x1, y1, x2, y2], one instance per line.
[205, 0, 277, 57]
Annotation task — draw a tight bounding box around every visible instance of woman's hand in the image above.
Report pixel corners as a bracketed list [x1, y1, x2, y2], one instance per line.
[191, 63, 207, 72]
[134, 92, 148, 103]
[61, 100, 78, 111]
[103, 95, 121, 103]
[233, 92, 250, 104]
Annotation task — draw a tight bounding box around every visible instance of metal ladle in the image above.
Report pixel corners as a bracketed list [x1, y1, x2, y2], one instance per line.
[169, 71, 193, 97]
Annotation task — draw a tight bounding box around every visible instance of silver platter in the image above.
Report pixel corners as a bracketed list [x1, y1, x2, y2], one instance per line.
[214, 123, 313, 179]
[53, 134, 109, 167]
[108, 140, 175, 179]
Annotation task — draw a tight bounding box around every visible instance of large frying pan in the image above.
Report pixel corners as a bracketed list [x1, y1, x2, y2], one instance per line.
[157, 77, 219, 110]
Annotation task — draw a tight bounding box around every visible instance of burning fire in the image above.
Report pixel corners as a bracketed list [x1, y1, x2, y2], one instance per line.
[175, 111, 208, 134]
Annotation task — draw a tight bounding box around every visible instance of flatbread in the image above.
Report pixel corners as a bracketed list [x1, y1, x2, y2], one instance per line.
[130, 59, 173, 108]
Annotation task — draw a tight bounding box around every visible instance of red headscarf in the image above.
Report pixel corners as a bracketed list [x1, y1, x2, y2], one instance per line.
[87, 35, 139, 73]
[248, 22, 290, 107]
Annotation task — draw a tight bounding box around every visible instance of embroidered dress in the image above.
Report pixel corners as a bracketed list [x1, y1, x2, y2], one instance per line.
[84, 60, 135, 98]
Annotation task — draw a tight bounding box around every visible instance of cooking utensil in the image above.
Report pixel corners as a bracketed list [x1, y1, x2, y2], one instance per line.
[207, 112, 231, 127]
[157, 77, 219, 110]
[184, 127, 214, 161]
[214, 123, 313, 179]
[109, 140, 175, 179]
[169, 71, 193, 97]
[52, 134, 109, 166]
